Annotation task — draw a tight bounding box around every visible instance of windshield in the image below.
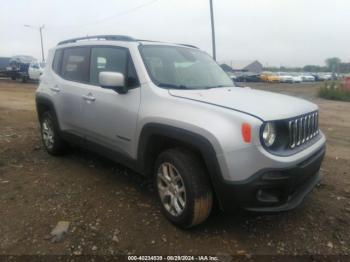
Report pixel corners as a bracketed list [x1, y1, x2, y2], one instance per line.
[140, 45, 234, 89]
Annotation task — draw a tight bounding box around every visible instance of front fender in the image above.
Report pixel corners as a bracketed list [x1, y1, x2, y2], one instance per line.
[136, 123, 228, 210]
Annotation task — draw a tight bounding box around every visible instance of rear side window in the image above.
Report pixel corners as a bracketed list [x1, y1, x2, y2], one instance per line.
[52, 49, 63, 74]
[90, 47, 128, 85]
[61, 47, 90, 82]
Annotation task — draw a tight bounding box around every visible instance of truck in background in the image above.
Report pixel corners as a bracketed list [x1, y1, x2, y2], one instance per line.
[5, 55, 36, 82]
[0, 57, 10, 77]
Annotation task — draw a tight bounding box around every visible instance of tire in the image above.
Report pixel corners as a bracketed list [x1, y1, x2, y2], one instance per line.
[40, 111, 67, 155]
[154, 148, 213, 228]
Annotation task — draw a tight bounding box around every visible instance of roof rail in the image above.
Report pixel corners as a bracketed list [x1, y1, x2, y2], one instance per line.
[57, 35, 136, 46]
[138, 39, 198, 49]
[176, 43, 199, 49]
[136, 39, 162, 44]
[57, 35, 199, 49]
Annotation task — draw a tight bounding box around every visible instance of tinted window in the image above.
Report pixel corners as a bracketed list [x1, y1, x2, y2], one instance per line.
[90, 47, 128, 85]
[52, 49, 63, 74]
[61, 47, 90, 82]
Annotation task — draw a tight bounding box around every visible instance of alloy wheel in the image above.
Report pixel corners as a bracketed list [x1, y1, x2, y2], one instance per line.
[42, 117, 55, 150]
[157, 162, 187, 216]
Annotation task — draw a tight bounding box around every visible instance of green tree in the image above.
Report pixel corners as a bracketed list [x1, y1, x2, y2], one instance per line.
[325, 57, 341, 73]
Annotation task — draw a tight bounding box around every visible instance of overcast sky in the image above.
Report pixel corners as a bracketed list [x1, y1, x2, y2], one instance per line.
[0, 0, 349, 67]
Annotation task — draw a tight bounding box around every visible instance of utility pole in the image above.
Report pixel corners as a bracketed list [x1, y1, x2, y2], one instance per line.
[209, 0, 216, 60]
[24, 24, 45, 62]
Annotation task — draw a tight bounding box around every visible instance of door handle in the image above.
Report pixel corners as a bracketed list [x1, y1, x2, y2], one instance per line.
[82, 94, 96, 102]
[50, 85, 60, 92]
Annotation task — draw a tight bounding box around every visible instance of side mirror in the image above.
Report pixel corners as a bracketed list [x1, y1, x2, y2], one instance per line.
[99, 71, 127, 94]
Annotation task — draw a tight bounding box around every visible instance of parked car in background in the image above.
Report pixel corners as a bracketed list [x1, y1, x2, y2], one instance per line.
[260, 72, 280, 83]
[28, 61, 45, 81]
[311, 74, 322, 81]
[278, 72, 294, 83]
[235, 72, 261, 82]
[291, 74, 302, 83]
[301, 74, 315, 82]
[6, 55, 36, 82]
[318, 74, 333, 81]
[243, 73, 261, 82]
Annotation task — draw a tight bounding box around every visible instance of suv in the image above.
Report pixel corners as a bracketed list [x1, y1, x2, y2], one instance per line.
[7, 55, 36, 82]
[35, 35, 326, 228]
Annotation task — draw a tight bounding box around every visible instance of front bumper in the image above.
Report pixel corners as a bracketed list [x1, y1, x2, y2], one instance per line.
[216, 145, 325, 212]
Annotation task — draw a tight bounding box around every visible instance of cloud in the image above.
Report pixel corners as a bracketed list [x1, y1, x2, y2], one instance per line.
[1, 0, 349, 66]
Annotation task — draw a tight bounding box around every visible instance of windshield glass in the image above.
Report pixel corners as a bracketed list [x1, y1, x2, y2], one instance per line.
[140, 45, 234, 89]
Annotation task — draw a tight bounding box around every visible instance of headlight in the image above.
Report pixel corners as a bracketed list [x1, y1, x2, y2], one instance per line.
[262, 122, 276, 147]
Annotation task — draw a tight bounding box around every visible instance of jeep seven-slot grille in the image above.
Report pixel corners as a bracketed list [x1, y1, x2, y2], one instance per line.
[288, 112, 319, 149]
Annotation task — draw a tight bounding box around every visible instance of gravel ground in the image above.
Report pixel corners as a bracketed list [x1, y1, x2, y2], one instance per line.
[0, 79, 349, 257]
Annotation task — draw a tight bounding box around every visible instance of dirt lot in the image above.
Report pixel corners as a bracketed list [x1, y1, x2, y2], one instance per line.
[0, 79, 349, 256]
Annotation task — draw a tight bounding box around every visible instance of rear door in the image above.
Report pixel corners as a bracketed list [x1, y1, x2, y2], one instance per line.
[52, 46, 91, 136]
[80, 46, 141, 157]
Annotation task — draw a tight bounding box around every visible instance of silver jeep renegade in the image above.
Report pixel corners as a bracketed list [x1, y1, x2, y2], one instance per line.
[35, 35, 326, 228]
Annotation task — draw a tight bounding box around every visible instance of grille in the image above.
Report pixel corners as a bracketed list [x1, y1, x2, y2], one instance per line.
[288, 112, 319, 149]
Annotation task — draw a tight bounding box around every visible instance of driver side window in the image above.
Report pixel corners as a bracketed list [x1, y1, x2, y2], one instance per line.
[90, 47, 139, 88]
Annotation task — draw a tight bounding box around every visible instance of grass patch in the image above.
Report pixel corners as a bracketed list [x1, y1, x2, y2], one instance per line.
[318, 81, 350, 102]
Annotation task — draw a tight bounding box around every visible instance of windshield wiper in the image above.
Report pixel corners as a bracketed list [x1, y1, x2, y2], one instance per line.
[158, 83, 191, 90]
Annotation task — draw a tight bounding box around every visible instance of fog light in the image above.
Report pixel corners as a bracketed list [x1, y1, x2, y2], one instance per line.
[256, 189, 281, 203]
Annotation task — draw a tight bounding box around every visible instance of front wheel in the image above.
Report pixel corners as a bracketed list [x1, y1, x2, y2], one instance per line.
[154, 148, 213, 228]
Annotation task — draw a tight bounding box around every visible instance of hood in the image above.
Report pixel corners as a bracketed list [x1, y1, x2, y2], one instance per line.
[169, 87, 317, 121]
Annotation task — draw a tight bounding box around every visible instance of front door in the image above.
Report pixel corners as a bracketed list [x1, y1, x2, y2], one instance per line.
[81, 46, 141, 157]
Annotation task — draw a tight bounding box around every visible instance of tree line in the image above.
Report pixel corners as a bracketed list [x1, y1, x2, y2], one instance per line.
[264, 57, 349, 73]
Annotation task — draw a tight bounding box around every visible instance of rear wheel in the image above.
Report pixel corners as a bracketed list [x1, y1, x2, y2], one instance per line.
[40, 111, 67, 155]
[154, 148, 213, 228]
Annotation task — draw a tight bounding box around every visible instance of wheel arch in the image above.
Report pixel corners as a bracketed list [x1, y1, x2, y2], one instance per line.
[137, 123, 225, 209]
[35, 95, 60, 128]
